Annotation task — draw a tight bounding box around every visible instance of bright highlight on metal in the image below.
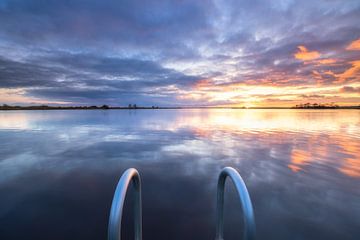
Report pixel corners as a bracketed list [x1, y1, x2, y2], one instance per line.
[215, 167, 256, 240]
[108, 168, 142, 240]
[108, 167, 255, 240]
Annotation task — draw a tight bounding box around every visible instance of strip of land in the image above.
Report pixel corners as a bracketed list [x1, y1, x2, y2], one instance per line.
[0, 104, 359, 110]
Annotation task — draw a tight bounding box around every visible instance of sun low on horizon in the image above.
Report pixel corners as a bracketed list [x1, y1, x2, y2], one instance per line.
[0, 0, 359, 107]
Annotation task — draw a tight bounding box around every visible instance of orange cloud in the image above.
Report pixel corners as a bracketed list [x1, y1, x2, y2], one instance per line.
[317, 58, 336, 65]
[336, 60, 360, 83]
[194, 79, 212, 88]
[346, 38, 360, 51]
[314, 60, 360, 84]
[294, 45, 320, 61]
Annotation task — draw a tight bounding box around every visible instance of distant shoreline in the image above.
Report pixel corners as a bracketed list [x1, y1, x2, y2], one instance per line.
[1, 105, 359, 110]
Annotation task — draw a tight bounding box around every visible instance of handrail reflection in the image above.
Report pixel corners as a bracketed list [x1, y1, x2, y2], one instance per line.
[108, 168, 142, 240]
[215, 167, 256, 240]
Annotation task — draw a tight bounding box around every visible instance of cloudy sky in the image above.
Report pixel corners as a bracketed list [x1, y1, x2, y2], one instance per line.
[0, 0, 359, 107]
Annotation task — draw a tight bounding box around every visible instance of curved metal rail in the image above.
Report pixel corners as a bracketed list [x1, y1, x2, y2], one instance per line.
[215, 167, 256, 240]
[108, 168, 142, 240]
[108, 167, 255, 240]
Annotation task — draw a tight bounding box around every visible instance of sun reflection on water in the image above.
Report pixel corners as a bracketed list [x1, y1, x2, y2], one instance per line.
[168, 109, 360, 178]
[0, 109, 359, 179]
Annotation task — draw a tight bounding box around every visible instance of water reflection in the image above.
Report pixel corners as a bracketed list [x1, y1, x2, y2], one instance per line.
[0, 109, 359, 240]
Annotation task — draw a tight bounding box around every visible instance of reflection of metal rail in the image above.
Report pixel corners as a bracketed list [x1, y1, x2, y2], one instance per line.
[108, 168, 142, 240]
[108, 167, 255, 240]
[215, 167, 256, 240]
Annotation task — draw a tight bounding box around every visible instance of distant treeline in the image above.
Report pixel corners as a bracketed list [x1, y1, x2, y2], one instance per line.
[1, 104, 359, 110]
[293, 103, 360, 109]
[0, 104, 160, 110]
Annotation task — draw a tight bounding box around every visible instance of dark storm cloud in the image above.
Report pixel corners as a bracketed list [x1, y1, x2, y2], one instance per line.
[40, 52, 199, 85]
[0, 51, 201, 105]
[0, 56, 65, 88]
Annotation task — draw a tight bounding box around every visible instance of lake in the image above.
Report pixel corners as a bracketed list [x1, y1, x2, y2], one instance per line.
[0, 109, 359, 240]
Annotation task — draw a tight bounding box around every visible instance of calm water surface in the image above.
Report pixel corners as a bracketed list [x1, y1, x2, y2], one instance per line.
[0, 109, 359, 240]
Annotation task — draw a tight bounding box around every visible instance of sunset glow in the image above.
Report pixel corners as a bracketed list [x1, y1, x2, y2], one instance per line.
[1, 2, 359, 238]
[0, 1, 359, 107]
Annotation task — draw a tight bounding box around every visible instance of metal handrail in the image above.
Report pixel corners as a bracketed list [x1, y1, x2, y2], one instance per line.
[215, 167, 256, 240]
[108, 167, 254, 240]
[108, 168, 142, 240]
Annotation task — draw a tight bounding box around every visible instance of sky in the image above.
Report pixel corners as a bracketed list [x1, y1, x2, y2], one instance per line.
[0, 0, 359, 107]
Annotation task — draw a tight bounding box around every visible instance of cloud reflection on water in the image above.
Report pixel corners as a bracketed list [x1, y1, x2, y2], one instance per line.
[0, 109, 359, 240]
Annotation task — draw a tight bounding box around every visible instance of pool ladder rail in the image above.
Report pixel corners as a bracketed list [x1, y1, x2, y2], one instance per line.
[108, 167, 256, 240]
